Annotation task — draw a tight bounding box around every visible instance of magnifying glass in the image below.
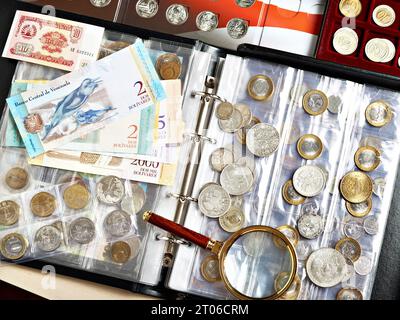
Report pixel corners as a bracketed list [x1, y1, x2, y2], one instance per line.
[143, 211, 298, 300]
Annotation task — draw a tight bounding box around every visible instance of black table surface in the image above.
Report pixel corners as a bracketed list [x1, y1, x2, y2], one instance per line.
[0, 0, 399, 300]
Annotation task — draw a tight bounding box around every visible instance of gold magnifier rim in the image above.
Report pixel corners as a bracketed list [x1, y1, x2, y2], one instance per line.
[217, 225, 298, 300]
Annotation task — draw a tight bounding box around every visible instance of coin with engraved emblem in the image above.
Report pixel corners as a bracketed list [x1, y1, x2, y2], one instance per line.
[275, 272, 301, 300]
[246, 123, 280, 157]
[210, 148, 235, 172]
[335, 237, 361, 262]
[90, 0, 111, 7]
[355, 146, 381, 172]
[24, 113, 43, 134]
[198, 184, 231, 218]
[0, 200, 20, 226]
[220, 164, 254, 196]
[293, 165, 326, 198]
[104, 210, 132, 237]
[297, 213, 324, 240]
[247, 75, 274, 101]
[5, 167, 29, 190]
[196, 11, 219, 32]
[340, 171, 373, 203]
[333, 27, 359, 56]
[227, 18, 248, 39]
[218, 107, 243, 133]
[136, 0, 159, 18]
[235, 103, 252, 127]
[303, 90, 329, 116]
[0, 232, 28, 260]
[200, 254, 221, 282]
[30, 192, 57, 218]
[337, 288, 363, 300]
[166, 4, 188, 25]
[111, 241, 131, 264]
[363, 216, 379, 235]
[328, 95, 343, 114]
[97, 176, 125, 205]
[277, 225, 300, 247]
[219, 207, 245, 233]
[354, 255, 372, 275]
[373, 5, 396, 27]
[235, 116, 261, 145]
[339, 0, 362, 18]
[34, 225, 62, 252]
[373, 177, 386, 198]
[345, 197, 372, 218]
[63, 183, 90, 210]
[156, 53, 182, 80]
[282, 180, 306, 206]
[343, 216, 363, 240]
[215, 102, 234, 120]
[365, 100, 392, 127]
[365, 38, 396, 63]
[69, 217, 96, 245]
[297, 134, 323, 160]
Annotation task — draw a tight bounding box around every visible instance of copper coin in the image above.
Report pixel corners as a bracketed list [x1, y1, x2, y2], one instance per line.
[30, 192, 57, 217]
[63, 184, 90, 210]
[24, 113, 43, 134]
[111, 241, 131, 264]
[5, 167, 29, 190]
[156, 53, 182, 80]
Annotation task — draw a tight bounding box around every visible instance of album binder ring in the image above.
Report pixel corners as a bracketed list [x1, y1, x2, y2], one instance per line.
[191, 91, 227, 103]
[167, 192, 198, 203]
[184, 132, 217, 144]
[155, 233, 191, 247]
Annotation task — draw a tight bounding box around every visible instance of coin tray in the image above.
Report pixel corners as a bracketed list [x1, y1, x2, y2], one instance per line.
[316, 0, 400, 77]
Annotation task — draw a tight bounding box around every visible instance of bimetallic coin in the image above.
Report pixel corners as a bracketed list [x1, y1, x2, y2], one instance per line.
[34, 225, 62, 252]
[220, 164, 254, 196]
[373, 5, 396, 27]
[209, 148, 235, 172]
[218, 108, 243, 133]
[355, 146, 381, 172]
[136, 0, 159, 19]
[335, 237, 361, 262]
[0, 200, 20, 226]
[5, 167, 29, 190]
[246, 123, 280, 157]
[297, 213, 324, 240]
[293, 165, 326, 198]
[96, 176, 125, 205]
[24, 113, 43, 134]
[247, 75, 274, 101]
[303, 90, 329, 116]
[219, 207, 245, 233]
[275, 272, 301, 300]
[227, 18, 248, 39]
[363, 216, 379, 235]
[198, 184, 231, 218]
[235, 103, 252, 127]
[339, 0, 362, 18]
[277, 225, 299, 247]
[340, 171, 373, 204]
[69, 217, 96, 245]
[166, 4, 188, 25]
[156, 53, 182, 80]
[196, 11, 219, 32]
[0, 233, 28, 260]
[215, 102, 234, 120]
[111, 241, 131, 264]
[365, 100, 392, 127]
[306, 248, 347, 288]
[343, 216, 363, 240]
[30, 192, 57, 218]
[354, 256, 372, 276]
[297, 134, 323, 160]
[345, 198, 372, 218]
[328, 95, 343, 114]
[63, 184, 90, 210]
[200, 255, 221, 282]
[337, 288, 363, 300]
[365, 38, 396, 63]
[104, 210, 132, 237]
[235, 116, 261, 145]
[333, 27, 359, 56]
[373, 177, 386, 198]
[236, 0, 256, 8]
[282, 180, 306, 206]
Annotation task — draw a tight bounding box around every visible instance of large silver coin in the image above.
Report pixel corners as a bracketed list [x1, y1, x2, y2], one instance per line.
[136, 0, 159, 18]
[293, 165, 326, 197]
[198, 184, 231, 218]
[246, 123, 280, 157]
[196, 11, 219, 32]
[218, 108, 243, 133]
[227, 18, 248, 39]
[219, 207, 245, 233]
[69, 217, 96, 245]
[97, 176, 125, 205]
[121, 183, 146, 214]
[220, 164, 254, 196]
[104, 210, 132, 237]
[210, 148, 235, 172]
[35, 225, 62, 252]
[166, 4, 189, 25]
[354, 256, 372, 275]
[363, 216, 379, 235]
[297, 213, 324, 239]
[90, 0, 112, 7]
[306, 248, 347, 288]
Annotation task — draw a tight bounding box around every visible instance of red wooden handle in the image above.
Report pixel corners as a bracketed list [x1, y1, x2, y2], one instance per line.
[143, 211, 211, 249]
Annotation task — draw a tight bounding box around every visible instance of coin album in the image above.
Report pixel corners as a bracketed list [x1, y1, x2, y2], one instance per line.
[1, 3, 400, 300]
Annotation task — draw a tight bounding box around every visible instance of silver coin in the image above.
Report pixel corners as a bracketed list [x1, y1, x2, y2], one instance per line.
[296, 240, 312, 261]
[97, 176, 125, 205]
[235, 156, 256, 175]
[215, 102, 234, 120]
[104, 210, 132, 237]
[220, 164, 254, 196]
[341, 259, 356, 283]
[297, 213, 324, 239]
[219, 207, 245, 233]
[328, 95, 343, 114]
[90, 0, 112, 7]
[354, 256, 372, 276]
[343, 216, 363, 240]
[236, 0, 256, 8]
[218, 108, 243, 133]
[246, 123, 280, 157]
[136, 0, 159, 18]
[301, 200, 320, 215]
[235, 103, 252, 128]
[227, 18, 248, 39]
[69, 217, 96, 245]
[333, 27, 359, 55]
[293, 165, 326, 197]
[306, 248, 347, 288]
[166, 4, 189, 25]
[210, 148, 235, 172]
[243, 232, 270, 258]
[35, 225, 62, 252]
[196, 11, 219, 32]
[363, 216, 379, 235]
[120, 183, 146, 214]
[373, 177, 386, 198]
[127, 235, 142, 260]
[198, 184, 231, 218]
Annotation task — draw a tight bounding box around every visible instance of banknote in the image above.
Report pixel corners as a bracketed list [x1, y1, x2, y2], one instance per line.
[7, 40, 166, 158]
[2, 11, 105, 71]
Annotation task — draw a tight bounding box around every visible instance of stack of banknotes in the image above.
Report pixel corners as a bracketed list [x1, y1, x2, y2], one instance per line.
[2, 11, 185, 186]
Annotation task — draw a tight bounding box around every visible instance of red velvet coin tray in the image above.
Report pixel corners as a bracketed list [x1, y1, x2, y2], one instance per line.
[316, 0, 400, 77]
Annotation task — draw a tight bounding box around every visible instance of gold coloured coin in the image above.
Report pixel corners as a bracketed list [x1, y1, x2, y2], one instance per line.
[235, 116, 261, 145]
[336, 288, 363, 300]
[274, 272, 301, 300]
[63, 184, 90, 210]
[200, 254, 221, 282]
[339, 0, 362, 18]
[247, 74, 274, 101]
[30, 192, 57, 217]
[156, 53, 182, 80]
[345, 197, 372, 217]
[275, 225, 300, 248]
[340, 171, 373, 204]
[282, 180, 306, 206]
[354, 146, 381, 172]
[0, 232, 28, 260]
[303, 90, 329, 116]
[5, 167, 29, 190]
[0, 200, 20, 226]
[111, 241, 131, 264]
[335, 237, 362, 262]
[365, 100, 393, 127]
[297, 134, 323, 160]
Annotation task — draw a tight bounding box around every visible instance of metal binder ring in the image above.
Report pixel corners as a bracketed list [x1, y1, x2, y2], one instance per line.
[167, 192, 198, 203]
[155, 234, 191, 246]
[191, 91, 227, 102]
[184, 133, 217, 144]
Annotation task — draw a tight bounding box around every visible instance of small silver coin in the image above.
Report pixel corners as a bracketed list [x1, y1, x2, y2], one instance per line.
[296, 240, 312, 261]
[196, 11, 219, 32]
[35, 225, 62, 252]
[97, 176, 125, 205]
[354, 256, 372, 276]
[198, 184, 231, 218]
[215, 102, 234, 120]
[227, 18, 248, 39]
[328, 95, 343, 114]
[301, 200, 320, 215]
[218, 108, 243, 133]
[104, 210, 132, 237]
[373, 177, 386, 198]
[219, 207, 245, 233]
[90, 0, 112, 7]
[69, 217, 96, 245]
[136, 0, 159, 18]
[210, 148, 235, 172]
[297, 213, 324, 239]
[166, 4, 189, 25]
[246, 123, 280, 157]
[235, 0, 256, 8]
[220, 164, 254, 196]
[363, 216, 379, 235]
[343, 216, 363, 240]
[293, 165, 326, 197]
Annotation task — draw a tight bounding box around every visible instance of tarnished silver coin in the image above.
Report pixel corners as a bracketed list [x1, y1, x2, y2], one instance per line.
[328, 95, 343, 114]
[220, 164, 254, 196]
[296, 241, 312, 261]
[354, 255, 372, 275]
[198, 184, 231, 218]
[297, 213, 324, 239]
[306, 248, 347, 288]
[210, 148, 235, 172]
[236, 0, 256, 8]
[227, 18, 248, 39]
[97, 176, 125, 205]
[215, 102, 234, 120]
[363, 216, 379, 235]
[219, 207, 245, 233]
[196, 11, 219, 32]
[246, 123, 280, 157]
[373, 177, 386, 197]
[343, 216, 363, 240]
[90, 0, 111, 7]
[293, 165, 326, 198]
[136, 0, 159, 18]
[166, 4, 188, 25]
[235, 103, 252, 128]
[104, 210, 132, 237]
[69, 217, 96, 245]
[35, 225, 62, 252]
[218, 108, 243, 133]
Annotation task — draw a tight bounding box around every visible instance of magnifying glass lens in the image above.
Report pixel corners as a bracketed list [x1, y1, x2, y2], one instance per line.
[223, 231, 295, 299]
